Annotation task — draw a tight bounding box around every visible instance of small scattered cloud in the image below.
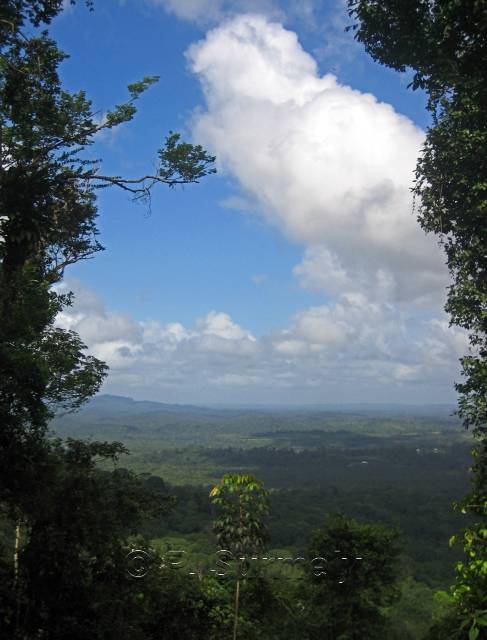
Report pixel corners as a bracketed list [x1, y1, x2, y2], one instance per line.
[251, 273, 268, 285]
[62, 0, 74, 13]
[219, 195, 256, 211]
[149, 0, 283, 25]
[54, 279, 466, 403]
[310, 0, 362, 69]
[91, 112, 127, 149]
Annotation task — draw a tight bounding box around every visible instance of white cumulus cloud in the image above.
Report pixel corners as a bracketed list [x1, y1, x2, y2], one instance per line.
[187, 14, 448, 306]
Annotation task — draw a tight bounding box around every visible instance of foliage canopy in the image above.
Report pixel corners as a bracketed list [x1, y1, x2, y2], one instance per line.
[346, 2, 487, 637]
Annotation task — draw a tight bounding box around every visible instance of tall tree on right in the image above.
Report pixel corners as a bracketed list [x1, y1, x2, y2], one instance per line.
[346, 3, 487, 638]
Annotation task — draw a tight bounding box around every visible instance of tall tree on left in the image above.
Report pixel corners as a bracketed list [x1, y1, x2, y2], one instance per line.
[0, 1, 215, 636]
[0, 0, 215, 512]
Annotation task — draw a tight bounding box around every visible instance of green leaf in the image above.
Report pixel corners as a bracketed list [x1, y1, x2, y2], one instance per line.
[469, 624, 479, 640]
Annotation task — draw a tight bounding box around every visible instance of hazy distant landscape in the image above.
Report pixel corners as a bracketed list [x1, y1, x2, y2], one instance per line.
[51, 395, 472, 591]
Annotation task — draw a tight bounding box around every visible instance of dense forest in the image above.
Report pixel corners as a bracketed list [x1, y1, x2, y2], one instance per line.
[1, 1, 486, 639]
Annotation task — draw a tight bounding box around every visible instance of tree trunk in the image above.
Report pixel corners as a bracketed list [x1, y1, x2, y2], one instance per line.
[233, 577, 240, 640]
[14, 519, 21, 636]
[14, 520, 21, 586]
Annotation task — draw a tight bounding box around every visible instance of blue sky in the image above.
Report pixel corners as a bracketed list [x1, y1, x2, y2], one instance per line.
[52, 1, 465, 405]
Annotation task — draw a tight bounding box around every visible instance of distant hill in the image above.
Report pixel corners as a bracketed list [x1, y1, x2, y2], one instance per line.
[49, 393, 460, 446]
[84, 394, 209, 415]
[80, 393, 457, 417]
